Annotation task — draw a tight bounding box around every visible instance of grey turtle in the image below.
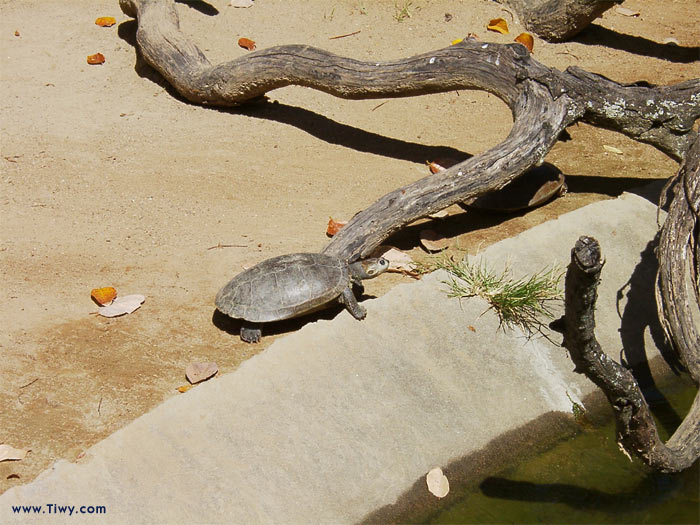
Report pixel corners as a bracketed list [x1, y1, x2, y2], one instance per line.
[215, 252, 389, 343]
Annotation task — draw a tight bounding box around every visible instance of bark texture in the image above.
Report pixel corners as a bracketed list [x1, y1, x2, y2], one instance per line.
[496, 0, 623, 41]
[562, 237, 699, 473]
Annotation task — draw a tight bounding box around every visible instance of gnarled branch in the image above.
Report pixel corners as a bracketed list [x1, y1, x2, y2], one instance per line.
[562, 236, 699, 473]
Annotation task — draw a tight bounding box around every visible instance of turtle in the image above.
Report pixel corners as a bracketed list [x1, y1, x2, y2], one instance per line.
[215, 252, 389, 343]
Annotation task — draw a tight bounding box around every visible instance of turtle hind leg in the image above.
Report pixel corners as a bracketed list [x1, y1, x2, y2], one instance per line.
[339, 287, 367, 320]
[240, 323, 262, 343]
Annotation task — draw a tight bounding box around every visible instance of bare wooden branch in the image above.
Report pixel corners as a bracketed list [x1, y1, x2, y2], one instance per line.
[496, 0, 623, 41]
[323, 80, 575, 260]
[119, 0, 700, 261]
[562, 236, 700, 473]
[656, 135, 700, 382]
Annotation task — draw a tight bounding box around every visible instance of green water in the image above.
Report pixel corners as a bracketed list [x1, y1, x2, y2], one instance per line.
[430, 380, 699, 524]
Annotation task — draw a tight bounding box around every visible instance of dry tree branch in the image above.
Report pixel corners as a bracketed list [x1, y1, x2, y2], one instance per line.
[562, 236, 699, 473]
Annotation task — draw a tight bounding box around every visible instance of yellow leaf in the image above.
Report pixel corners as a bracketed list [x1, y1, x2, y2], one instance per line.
[451, 38, 463, 45]
[95, 17, 117, 27]
[514, 33, 534, 52]
[177, 385, 193, 393]
[487, 18, 509, 34]
[91, 286, 117, 305]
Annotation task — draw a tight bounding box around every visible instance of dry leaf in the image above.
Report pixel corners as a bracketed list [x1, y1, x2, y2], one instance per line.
[326, 217, 348, 237]
[450, 38, 463, 45]
[487, 18, 509, 34]
[375, 246, 416, 273]
[14, 30, 20, 37]
[662, 37, 679, 45]
[420, 230, 450, 252]
[615, 7, 640, 17]
[468, 325, 476, 332]
[229, 0, 254, 6]
[426, 467, 450, 498]
[514, 33, 534, 53]
[177, 384, 193, 393]
[95, 17, 117, 27]
[428, 157, 458, 174]
[603, 145, 623, 155]
[185, 362, 218, 384]
[97, 294, 145, 317]
[91, 286, 117, 306]
[0, 444, 29, 462]
[238, 37, 256, 51]
[87, 53, 105, 65]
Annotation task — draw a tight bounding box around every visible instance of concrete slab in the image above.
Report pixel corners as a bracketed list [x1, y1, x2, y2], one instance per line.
[1, 187, 674, 524]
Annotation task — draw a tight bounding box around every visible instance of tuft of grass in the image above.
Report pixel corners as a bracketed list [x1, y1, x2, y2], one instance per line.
[393, 1, 413, 22]
[437, 258, 563, 335]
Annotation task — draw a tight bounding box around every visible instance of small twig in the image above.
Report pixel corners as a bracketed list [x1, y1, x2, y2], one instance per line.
[19, 378, 39, 389]
[98, 396, 103, 415]
[207, 243, 248, 250]
[371, 101, 389, 111]
[329, 30, 361, 40]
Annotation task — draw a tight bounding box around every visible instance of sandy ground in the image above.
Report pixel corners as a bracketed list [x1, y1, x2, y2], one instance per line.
[1, 0, 698, 491]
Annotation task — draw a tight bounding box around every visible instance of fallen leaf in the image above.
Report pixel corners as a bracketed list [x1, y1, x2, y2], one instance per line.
[426, 467, 450, 498]
[87, 53, 105, 65]
[615, 7, 640, 17]
[229, 0, 254, 6]
[451, 38, 463, 45]
[238, 37, 256, 51]
[186, 362, 219, 384]
[428, 157, 458, 174]
[0, 444, 29, 462]
[372, 246, 416, 273]
[468, 325, 476, 332]
[662, 37, 679, 45]
[420, 230, 450, 252]
[95, 17, 117, 27]
[97, 294, 145, 317]
[326, 217, 348, 237]
[91, 286, 117, 306]
[177, 384, 193, 393]
[6, 474, 20, 480]
[514, 32, 534, 53]
[14, 30, 20, 37]
[603, 145, 623, 155]
[487, 18, 509, 34]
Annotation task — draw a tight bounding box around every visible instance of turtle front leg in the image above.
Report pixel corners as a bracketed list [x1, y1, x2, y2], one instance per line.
[339, 287, 367, 320]
[240, 323, 262, 343]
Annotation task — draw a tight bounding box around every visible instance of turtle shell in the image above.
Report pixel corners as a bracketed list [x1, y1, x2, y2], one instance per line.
[215, 253, 350, 323]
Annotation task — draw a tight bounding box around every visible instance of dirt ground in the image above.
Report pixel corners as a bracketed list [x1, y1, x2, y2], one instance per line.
[1, 0, 698, 492]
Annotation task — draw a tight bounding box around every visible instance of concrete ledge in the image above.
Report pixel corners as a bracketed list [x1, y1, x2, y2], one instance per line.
[1, 187, 674, 524]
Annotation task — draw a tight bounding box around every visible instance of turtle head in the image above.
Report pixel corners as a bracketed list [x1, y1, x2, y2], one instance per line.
[349, 257, 389, 280]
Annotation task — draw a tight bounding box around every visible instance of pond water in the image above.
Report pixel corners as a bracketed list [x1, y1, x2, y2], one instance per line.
[429, 377, 699, 524]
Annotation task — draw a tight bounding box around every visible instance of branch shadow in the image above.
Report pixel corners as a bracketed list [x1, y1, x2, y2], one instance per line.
[574, 24, 700, 64]
[616, 234, 686, 434]
[235, 100, 473, 166]
[479, 474, 686, 513]
[175, 0, 219, 16]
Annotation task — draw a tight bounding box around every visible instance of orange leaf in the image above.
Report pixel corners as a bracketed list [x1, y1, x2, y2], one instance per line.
[95, 17, 116, 27]
[87, 53, 105, 65]
[514, 32, 534, 52]
[326, 217, 348, 237]
[91, 287, 117, 306]
[238, 37, 256, 51]
[177, 385, 193, 393]
[428, 158, 458, 174]
[487, 18, 509, 34]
